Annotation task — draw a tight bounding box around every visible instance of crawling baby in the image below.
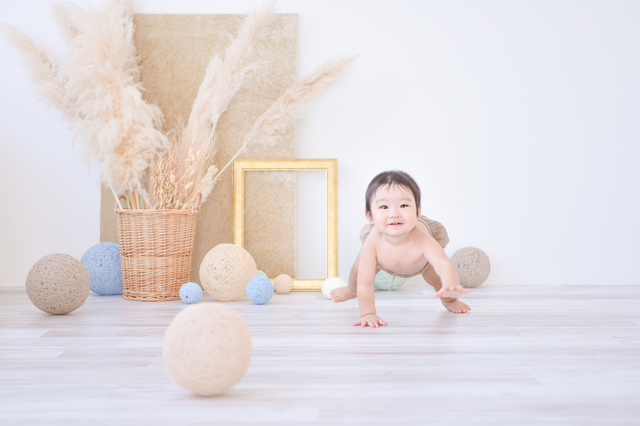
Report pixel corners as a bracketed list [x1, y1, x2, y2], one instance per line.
[331, 170, 473, 327]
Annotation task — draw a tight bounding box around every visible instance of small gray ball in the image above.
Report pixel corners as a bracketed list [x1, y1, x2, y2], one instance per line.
[451, 247, 491, 288]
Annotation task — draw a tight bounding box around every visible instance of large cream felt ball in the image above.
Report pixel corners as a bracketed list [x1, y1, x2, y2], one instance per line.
[163, 303, 252, 396]
[321, 277, 347, 299]
[200, 244, 257, 301]
[273, 274, 293, 294]
[25, 253, 90, 314]
[451, 247, 491, 288]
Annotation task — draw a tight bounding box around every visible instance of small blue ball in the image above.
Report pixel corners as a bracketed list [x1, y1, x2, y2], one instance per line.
[81, 242, 122, 295]
[179, 282, 203, 304]
[246, 276, 273, 305]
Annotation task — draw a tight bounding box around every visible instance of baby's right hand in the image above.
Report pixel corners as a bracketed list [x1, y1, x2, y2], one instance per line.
[353, 314, 388, 328]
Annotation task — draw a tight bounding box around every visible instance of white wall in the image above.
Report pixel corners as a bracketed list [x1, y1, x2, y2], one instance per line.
[1, 0, 639, 287]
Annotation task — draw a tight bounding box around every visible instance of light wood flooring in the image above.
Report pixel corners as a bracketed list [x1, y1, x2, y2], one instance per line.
[1, 284, 640, 425]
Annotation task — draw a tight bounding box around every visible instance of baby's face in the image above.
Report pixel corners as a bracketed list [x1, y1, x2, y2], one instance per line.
[367, 184, 419, 237]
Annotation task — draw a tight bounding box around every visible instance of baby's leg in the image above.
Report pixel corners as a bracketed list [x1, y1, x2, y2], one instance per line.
[422, 266, 471, 313]
[330, 252, 359, 303]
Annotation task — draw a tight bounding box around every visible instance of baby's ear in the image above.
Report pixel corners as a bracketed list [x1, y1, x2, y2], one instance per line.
[417, 205, 421, 217]
[365, 210, 373, 223]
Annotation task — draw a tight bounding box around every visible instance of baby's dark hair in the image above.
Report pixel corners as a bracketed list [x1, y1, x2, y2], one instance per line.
[365, 170, 421, 215]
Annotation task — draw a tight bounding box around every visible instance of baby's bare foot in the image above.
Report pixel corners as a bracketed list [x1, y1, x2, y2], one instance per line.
[441, 298, 471, 314]
[330, 287, 356, 303]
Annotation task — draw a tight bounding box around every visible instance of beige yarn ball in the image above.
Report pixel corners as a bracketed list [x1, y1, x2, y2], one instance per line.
[273, 274, 293, 294]
[164, 303, 252, 396]
[25, 253, 90, 315]
[200, 244, 257, 301]
[451, 247, 491, 288]
[321, 277, 347, 299]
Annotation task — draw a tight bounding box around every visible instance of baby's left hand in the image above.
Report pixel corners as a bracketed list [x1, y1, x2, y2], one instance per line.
[434, 285, 473, 299]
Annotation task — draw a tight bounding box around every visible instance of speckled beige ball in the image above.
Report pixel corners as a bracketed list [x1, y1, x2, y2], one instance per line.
[451, 247, 491, 288]
[164, 303, 253, 396]
[273, 274, 293, 294]
[200, 244, 257, 301]
[25, 253, 90, 315]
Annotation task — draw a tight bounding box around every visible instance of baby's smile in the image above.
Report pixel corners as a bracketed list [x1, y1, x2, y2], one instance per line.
[367, 184, 421, 239]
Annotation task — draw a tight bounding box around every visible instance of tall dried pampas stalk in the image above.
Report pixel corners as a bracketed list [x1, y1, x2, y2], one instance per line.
[50, 2, 79, 44]
[2, 0, 167, 208]
[208, 1, 275, 131]
[63, 0, 168, 197]
[208, 55, 357, 188]
[179, 54, 223, 174]
[154, 2, 274, 210]
[0, 24, 78, 124]
[246, 55, 357, 147]
[181, 2, 274, 158]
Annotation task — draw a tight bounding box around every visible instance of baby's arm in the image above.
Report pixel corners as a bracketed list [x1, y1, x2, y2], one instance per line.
[353, 241, 387, 327]
[420, 233, 473, 299]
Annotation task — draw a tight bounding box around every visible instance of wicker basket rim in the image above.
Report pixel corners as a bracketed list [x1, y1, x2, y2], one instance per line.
[114, 206, 201, 215]
[114, 193, 202, 215]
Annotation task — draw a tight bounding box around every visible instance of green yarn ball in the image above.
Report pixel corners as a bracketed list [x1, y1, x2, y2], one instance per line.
[374, 270, 407, 291]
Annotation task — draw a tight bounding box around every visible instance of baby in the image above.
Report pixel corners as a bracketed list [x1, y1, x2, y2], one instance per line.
[331, 170, 473, 327]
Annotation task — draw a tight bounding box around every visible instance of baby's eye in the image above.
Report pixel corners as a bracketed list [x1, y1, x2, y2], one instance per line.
[401, 204, 409, 208]
[380, 205, 387, 209]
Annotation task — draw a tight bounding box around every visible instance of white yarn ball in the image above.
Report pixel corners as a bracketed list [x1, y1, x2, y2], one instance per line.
[200, 244, 257, 301]
[321, 277, 347, 299]
[164, 303, 253, 396]
[451, 247, 491, 288]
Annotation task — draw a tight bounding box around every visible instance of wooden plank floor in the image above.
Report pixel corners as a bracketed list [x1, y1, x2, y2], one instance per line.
[1, 284, 639, 425]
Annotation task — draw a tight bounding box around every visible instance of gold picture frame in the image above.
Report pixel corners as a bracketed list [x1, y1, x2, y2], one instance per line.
[233, 158, 338, 291]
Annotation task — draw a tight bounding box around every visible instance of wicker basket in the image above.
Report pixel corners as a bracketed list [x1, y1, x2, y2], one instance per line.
[115, 202, 200, 301]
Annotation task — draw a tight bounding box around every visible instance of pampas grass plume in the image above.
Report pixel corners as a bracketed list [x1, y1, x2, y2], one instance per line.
[2, 0, 166, 199]
[0, 24, 77, 123]
[211, 55, 357, 183]
[50, 2, 79, 44]
[180, 2, 275, 169]
[246, 55, 357, 147]
[63, 0, 168, 194]
[167, 2, 275, 209]
[209, 1, 276, 127]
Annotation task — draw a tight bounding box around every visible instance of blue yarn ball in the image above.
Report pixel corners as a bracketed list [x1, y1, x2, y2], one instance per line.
[374, 270, 407, 291]
[246, 276, 273, 305]
[81, 242, 122, 295]
[179, 282, 203, 304]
